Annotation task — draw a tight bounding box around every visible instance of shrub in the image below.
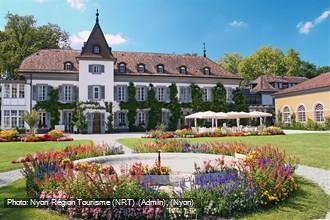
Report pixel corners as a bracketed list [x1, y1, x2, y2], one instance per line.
[0, 129, 18, 140]
[48, 129, 64, 138]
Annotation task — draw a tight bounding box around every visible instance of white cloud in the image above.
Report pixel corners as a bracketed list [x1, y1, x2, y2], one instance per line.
[34, 0, 47, 3]
[66, 0, 85, 11]
[297, 10, 330, 34]
[70, 30, 127, 49]
[229, 20, 248, 28]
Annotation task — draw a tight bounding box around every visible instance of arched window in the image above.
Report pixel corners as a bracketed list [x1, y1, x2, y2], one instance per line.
[156, 64, 165, 73]
[137, 64, 145, 73]
[118, 63, 126, 73]
[64, 62, 73, 70]
[203, 67, 210, 75]
[314, 103, 324, 122]
[297, 105, 306, 122]
[93, 45, 100, 54]
[282, 106, 290, 123]
[179, 66, 187, 74]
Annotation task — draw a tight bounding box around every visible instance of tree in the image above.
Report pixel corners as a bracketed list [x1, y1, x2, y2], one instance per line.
[23, 110, 38, 136]
[211, 83, 226, 112]
[284, 48, 301, 76]
[317, 66, 330, 74]
[127, 82, 137, 131]
[297, 61, 318, 78]
[232, 88, 245, 111]
[190, 84, 204, 112]
[0, 13, 69, 79]
[71, 101, 87, 134]
[105, 102, 114, 133]
[168, 83, 181, 131]
[238, 46, 287, 83]
[218, 53, 243, 74]
[147, 84, 161, 130]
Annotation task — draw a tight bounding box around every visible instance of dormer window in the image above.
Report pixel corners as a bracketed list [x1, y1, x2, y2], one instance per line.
[157, 64, 165, 73]
[93, 45, 100, 54]
[203, 67, 210, 75]
[118, 63, 126, 73]
[179, 66, 187, 74]
[64, 62, 73, 71]
[137, 64, 145, 73]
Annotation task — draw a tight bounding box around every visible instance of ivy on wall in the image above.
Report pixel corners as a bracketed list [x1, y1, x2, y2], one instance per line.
[232, 87, 245, 111]
[168, 83, 181, 131]
[105, 101, 114, 133]
[71, 101, 87, 133]
[211, 82, 227, 112]
[147, 84, 161, 129]
[190, 83, 204, 112]
[120, 82, 138, 131]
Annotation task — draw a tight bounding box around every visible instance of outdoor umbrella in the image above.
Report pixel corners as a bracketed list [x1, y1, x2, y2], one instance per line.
[226, 111, 250, 127]
[185, 112, 204, 128]
[214, 112, 228, 127]
[248, 111, 272, 126]
[199, 111, 217, 128]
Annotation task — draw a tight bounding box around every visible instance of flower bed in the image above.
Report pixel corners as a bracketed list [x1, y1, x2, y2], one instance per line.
[142, 126, 285, 139]
[0, 129, 74, 142]
[133, 140, 250, 155]
[14, 142, 299, 219]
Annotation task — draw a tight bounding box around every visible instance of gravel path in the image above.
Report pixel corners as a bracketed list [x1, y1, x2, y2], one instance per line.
[0, 169, 23, 188]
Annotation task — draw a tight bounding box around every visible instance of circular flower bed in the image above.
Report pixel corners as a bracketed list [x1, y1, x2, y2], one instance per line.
[15, 141, 299, 219]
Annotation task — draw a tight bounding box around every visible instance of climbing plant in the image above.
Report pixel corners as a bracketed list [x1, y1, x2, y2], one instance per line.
[211, 82, 227, 112]
[125, 82, 138, 131]
[232, 87, 245, 111]
[190, 83, 204, 112]
[105, 101, 114, 133]
[147, 84, 161, 129]
[168, 83, 181, 131]
[71, 101, 87, 134]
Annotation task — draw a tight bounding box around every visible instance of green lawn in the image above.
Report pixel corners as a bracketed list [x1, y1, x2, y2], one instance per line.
[0, 140, 92, 172]
[117, 134, 330, 170]
[0, 177, 329, 220]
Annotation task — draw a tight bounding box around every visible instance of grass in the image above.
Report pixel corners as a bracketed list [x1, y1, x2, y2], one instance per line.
[0, 140, 92, 172]
[0, 177, 329, 220]
[117, 133, 330, 170]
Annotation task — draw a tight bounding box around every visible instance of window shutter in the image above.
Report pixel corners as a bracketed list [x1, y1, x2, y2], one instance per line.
[88, 65, 93, 73]
[100, 65, 105, 73]
[209, 88, 213, 101]
[145, 111, 149, 128]
[114, 111, 118, 127]
[32, 85, 38, 100]
[114, 86, 118, 101]
[73, 86, 79, 101]
[124, 86, 128, 102]
[46, 112, 51, 128]
[155, 87, 159, 101]
[59, 85, 64, 102]
[143, 86, 148, 100]
[100, 113, 105, 133]
[187, 87, 192, 102]
[87, 113, 92, 134]
[179, 87, 184, 102]
[46, 85, 52, 100]
[101, 86, 105, 99]
[88, 86, 92, 100]
[135, 87, 138, 100]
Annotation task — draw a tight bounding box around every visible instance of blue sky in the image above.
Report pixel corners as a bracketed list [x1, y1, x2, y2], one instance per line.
[0, 0, 329, 66]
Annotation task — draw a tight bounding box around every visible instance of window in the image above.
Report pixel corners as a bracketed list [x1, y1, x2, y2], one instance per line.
[89, 64, 104, 74]
[38, 85, 47, 101]
[136, 87, 145, 101]
[19, 84, 24, 98]
[64, 62, 73, 70]
[137, 64, 145, 73]
[179, 66, 187, 74]
[118, 112, 127, 126]
[4, 84, 10, 98]
[226, 87, 233, 103]
[282, 106, 290, 123]
[11, 84, 17, 98]
[11, 110, 17, 129]
[180, 87, 190, 103]
[93, 86, 100, 100]
[137, 111, 146, 126]
[203, 67, 210, 75]
[93, 45, 100, 54]
[314, 103, 324, 122]
[203, 88, 210, 101]
[161, 111, 170, 126]
[64, 85, 72, 102]
[297, 105, 306, 122]
[157, 87, 165, 102]
[118, 86, 126, 101]
[38, 112, 47, 128]
[3, 110, 10, 128]
[157, 64, 165, 73]
[18, 111, 25, 128]
[118, 63, 126, 73]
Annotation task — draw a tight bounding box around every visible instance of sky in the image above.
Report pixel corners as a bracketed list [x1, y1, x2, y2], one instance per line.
[0, 0, 329, 66]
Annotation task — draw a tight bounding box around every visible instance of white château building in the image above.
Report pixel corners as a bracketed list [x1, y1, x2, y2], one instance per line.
[0, 12, 241, 133]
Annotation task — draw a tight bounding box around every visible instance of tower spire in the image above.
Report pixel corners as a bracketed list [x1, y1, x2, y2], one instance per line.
[203, 42, 207, 57]
[96, 9, 99, 24]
